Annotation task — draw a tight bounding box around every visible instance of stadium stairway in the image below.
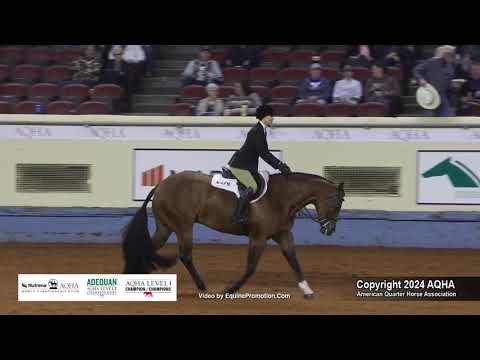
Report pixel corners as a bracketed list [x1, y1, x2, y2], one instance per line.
[129, 45, 199, 115]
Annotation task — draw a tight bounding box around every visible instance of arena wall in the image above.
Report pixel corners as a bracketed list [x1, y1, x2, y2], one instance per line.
[1, 114, 479, 247]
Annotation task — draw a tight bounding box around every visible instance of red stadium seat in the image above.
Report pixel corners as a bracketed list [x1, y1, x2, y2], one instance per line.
[271, 85, 298, 104]
[60, 83, 90, 105]
[29, 83, 60, 104]
[0, 101, 12, 113]
[26, 47, 55, 65]
[321, 67, 340, 82]
[218, 85, 235, 98]
[278, 67, 308, 85]
[357, 102, 388, 117]
[91, 83, 123, 98]
[288, 49, 317, 66]
[249, 67, 278, 86]
[54, 47, 85, 64]
[259, 49, 289, 67]
[0, 47, 25, 65]
[45, 65, 73, 83]
[12, 64, 43, 84]
[351, 67, 371, 82]
[468, 103, 480, 116]
[0, 83, 28, 103]
[47, 100, 76, 114]
[386, 67, 403, 82]
[267, 102, 291, 116]
[325, 103, 357, 117]
[223, 67, 249, 84]
[180, 85, 206, 104]
[171, 103, 194, 116]
[0, 64, 10, 83]
[250, 85, 270, 100]
[211, 49, 227, 64]
[320, 50, 346, 64]
[292, 102, 325, 117]
[14, 101, 43, 114]
[77, 101, 110, 114]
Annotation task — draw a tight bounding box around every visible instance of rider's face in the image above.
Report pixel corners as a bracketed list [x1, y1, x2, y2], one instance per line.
[262, 115, 274, 127]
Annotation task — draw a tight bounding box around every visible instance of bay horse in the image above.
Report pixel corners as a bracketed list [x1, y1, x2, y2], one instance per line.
[122, 171, 345, 299]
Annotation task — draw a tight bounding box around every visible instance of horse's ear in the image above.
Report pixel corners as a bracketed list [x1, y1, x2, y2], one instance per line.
[339, 182, 344, 191]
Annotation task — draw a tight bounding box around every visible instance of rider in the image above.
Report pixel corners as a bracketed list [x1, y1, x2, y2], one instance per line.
[228, 104, 292, 225]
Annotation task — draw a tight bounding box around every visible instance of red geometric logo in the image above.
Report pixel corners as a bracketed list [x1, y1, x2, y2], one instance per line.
[142, 165, 164, 186]
[144, 291, 153, 297]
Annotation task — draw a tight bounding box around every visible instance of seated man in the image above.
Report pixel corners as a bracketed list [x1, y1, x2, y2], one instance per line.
[332, 65, 362, 104]
[182, 47, 224, 86]
[297, 63, 332, 105]
[458, 63, 480, 115]
[224, 81, 262, 116]
[196, 83, 224, 116]
[364, 62, 401, 115]
[70, 45, 102, 87]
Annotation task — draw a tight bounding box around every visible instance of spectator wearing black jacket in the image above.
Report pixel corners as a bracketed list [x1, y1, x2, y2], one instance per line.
[224, 45, 259, 69]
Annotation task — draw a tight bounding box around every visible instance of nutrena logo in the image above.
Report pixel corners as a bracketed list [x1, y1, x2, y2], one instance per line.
[422, 157, 480, 188]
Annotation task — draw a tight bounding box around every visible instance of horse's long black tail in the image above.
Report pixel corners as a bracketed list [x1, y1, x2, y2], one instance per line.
[122, 185, 177, 274]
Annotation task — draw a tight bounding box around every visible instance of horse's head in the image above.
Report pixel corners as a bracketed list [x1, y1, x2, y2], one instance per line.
[314, 182, 345, 236]
[422, 157, 451, 178]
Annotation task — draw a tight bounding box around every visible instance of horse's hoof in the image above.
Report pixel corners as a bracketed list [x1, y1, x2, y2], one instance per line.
[304, 293, 315, 300]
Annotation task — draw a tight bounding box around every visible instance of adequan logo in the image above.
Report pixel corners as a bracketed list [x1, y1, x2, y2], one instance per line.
[422, 157, 480, 188]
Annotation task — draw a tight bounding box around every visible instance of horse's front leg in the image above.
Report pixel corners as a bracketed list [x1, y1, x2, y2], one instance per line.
[273, 231, 314, 299]
[224, 234, 267, 294]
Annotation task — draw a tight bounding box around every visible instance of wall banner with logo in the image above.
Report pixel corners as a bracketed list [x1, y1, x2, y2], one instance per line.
[417, 151, 480, 205]
[133, 149, 283, 201]
[18, 274, 177, 302]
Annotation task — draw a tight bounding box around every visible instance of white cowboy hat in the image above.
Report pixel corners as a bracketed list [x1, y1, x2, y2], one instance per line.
[416, 83, 441, 110]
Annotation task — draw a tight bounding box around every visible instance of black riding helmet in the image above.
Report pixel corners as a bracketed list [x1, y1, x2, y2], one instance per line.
[255, 104, 274, 121]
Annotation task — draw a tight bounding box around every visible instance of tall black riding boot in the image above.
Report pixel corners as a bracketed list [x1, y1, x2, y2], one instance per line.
[232, 187, 254, 225]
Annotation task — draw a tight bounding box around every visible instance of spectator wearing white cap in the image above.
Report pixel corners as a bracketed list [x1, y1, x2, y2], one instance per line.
[413, 45, 456, 117]
[183, 47, 224, 86]
[333, 65, 362, 104]
[297, 63, 332, 105]
[196, 83, 224, 116]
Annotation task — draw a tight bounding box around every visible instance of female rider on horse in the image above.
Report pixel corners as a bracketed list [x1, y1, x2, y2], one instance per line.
[228, 104, 292, 225]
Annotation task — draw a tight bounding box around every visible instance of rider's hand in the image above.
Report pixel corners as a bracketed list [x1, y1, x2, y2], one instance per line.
[279, 162, 292, 175]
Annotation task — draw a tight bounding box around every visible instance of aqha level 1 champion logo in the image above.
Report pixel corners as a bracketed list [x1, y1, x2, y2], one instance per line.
[86, 278, 118, 297]
[125, 279, 173, 298]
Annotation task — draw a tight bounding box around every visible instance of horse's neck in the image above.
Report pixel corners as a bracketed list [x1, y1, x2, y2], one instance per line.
[278, 176, 319, 211]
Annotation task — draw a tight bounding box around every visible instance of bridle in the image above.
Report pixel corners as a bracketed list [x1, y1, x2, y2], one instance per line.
[298, 191, 344, 228]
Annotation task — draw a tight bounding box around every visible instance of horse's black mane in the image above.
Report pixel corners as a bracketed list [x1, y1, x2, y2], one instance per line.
[271, 172, 337, 185]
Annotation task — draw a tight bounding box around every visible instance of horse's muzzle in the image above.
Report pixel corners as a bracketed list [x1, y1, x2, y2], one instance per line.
[320, 221, 336, 236]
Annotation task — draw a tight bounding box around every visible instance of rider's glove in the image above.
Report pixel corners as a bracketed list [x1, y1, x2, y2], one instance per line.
[278, 162, 292, 175]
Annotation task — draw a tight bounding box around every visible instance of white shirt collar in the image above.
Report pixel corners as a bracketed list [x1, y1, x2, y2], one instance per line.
[259, 121, 267, 134]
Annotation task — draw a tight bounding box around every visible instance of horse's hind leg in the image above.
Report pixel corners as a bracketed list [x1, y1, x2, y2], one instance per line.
[224, 234, 266, 294]
[177, 226, 207, 291]
[152, 218, 172, 251]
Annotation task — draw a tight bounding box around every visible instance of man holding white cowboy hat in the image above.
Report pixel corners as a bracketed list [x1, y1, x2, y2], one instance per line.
[413, 45, 456, 117]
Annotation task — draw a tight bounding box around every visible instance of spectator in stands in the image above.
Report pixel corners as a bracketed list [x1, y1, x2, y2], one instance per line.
[365, 62, 401, 116]
[182, 47, 223, 86]
[224, 45, 259, 69]
[196, 83, 224, 116]
[101, 45, 124, 70]
[413, 45, 456, 117]
[102, 47, 127, 87]
[122, 45, 146, 94]
[455, 52, 473, 80]
[332, 65, 362, 104]
[297, 63, 332, 105]
[457, 63, 480, 115]
[143, 45, 154, 77]
[70, 45, 102, 87]
[224, 81, 262, 116]
[345, 45, 374, 68]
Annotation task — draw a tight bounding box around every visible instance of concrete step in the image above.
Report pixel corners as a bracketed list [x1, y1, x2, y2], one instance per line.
[141, 87, 180, 95]
[153, 67, 184, 77]
[142, 76, 181, 87]
[131, 103, 174, 114]
[132, 94, 177, 105]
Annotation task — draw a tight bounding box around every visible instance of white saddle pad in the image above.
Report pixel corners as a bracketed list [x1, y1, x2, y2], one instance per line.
[211, 171, 270, 204]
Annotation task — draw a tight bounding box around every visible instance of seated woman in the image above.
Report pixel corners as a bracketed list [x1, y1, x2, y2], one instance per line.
[196, 83, 224, 116]
[224, 81, 262, 116]
[364, 62, 402, 116]
[457, 63, 480, 115]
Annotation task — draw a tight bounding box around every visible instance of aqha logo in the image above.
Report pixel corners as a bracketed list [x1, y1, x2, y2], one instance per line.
[59, 282, 79, 290]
